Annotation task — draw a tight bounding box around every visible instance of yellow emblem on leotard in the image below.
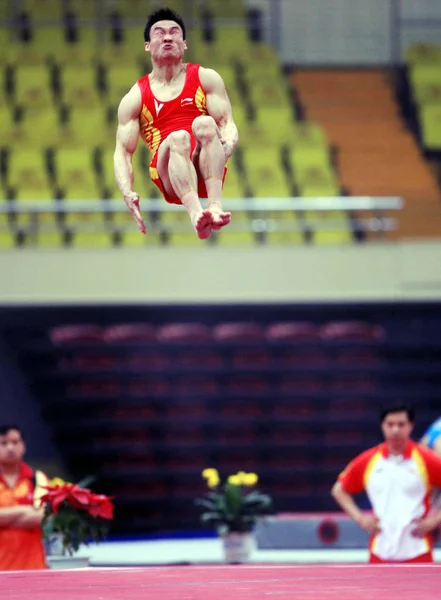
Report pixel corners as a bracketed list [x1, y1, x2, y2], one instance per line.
[139, 106, 162, 155]
[195, 86, 208, 115]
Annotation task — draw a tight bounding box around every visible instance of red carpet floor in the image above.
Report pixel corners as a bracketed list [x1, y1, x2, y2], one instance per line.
[2, 565, 440, 599]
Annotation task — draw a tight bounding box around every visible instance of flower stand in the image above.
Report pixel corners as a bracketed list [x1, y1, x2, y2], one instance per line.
[221, 532, 254, 564]
[44, 533, 90, 569]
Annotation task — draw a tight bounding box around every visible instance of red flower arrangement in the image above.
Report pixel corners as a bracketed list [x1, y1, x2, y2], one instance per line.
[40, 478, 114, 556]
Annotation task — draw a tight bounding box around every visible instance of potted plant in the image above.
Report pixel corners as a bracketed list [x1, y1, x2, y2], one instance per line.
[196, 468, 273, 563]
[40, 477, 114, 567]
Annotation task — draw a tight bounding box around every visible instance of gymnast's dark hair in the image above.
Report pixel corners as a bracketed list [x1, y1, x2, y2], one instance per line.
[380, 403, 415, 423]
[144, 7, 186, 41]
[0, 425, 24, 438]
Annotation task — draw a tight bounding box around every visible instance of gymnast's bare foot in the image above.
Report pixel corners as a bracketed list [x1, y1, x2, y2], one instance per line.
[192, 209, 213, 239]
[208, 209, 231, 231]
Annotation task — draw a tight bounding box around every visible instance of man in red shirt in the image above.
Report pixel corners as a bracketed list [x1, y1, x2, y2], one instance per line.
[0, 425, 48, 570]
[331, 404, 441, 563]
[114, 7, 239, 240]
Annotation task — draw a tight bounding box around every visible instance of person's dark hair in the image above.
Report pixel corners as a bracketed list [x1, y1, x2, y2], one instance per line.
[380, 403, 415, 423]
[0, 425, 24, 438]
[144, 7, 186, 41]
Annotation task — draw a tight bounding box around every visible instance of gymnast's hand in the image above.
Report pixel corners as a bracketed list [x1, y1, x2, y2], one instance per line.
[356, 513, 381, 534]
[124, 191, 146, 234]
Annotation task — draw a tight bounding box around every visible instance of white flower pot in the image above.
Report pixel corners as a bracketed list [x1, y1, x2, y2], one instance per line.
[46, 556, 90, 569]
[44, 533, 90, 568]
[44, 532, 65, 556]
[222, 532, 254, 564]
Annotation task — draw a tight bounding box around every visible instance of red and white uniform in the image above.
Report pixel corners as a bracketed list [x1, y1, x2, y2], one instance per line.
[0, 462, 48, 570]
[338, 440, 441, 562]
[137, 63, 226, 204]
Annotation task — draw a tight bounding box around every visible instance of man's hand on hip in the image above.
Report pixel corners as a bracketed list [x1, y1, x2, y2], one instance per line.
[356, 513, 382, 534]
[411, 516, 440, 537]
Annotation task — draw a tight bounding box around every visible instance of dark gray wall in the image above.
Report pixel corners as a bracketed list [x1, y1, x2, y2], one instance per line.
[0, 338, 62, 469]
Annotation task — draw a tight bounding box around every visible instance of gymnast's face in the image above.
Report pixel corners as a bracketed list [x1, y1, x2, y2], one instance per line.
[0, 429, 25, 468]
[381, 411, 413, 451]
[145, 20, 187, 63]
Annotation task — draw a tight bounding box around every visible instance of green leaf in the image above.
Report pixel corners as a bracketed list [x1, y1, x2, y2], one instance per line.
[195, 499, 217, 510]
[77, 475, 96, 489]
[224, 483, 243, 515]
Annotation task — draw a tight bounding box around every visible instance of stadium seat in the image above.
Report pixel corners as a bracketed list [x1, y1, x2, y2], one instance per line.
[239, 44, 282, 70]
[59, 107, 111, 148]
[254, 108, 297, 145]
[328, 375, 375, 393]
[277, 376, 322, 394]
[320, 321, 385, 341]
[127, 352, 169, 369]
[247, 78, 293, 111]
[405, 43, 441, 65]
[19, 0, 63, 19]
[12, 65, 55, 109]
[104, 64, 144, 106]
[172, 375, 219, 397]
[409, 64, 441, 104]
[290, 145, 332, 171]
[67, 0, 99, 19]
[200, 0, 245, 18]
[15, 109, 62, 149]
[190, 28, 250, 66]
[99, 27, 146, 67]
[58, 65, 101, 109]
[412, 81, 441, 106]
[231, 348, 271, 367]
[128, 377, 169, 398]
[213, 322, 265, 342]
[49, 324, 105, 345]
[28, 27, 67, 62]
[58, 354, 118, 371]
[220, 399, 264, 417]
[225, 374, 269, 395]
[170, 349, 222, 368]
[146, 0, 186, 17]
[239, 120, 283, 149]
[53, 148, 101, 199]
[242, 147, 291, 197]
[68, 378, 122, 397]
[419, 104, 441, 150]
[157, 323, 213, 343]
[296, 165, 341, 196]
[277, 348, 327, 367]
[333, 349, 382, 365]
[293, 121, 328, 149]
[266, 321, 320, 341]
[103, 323, 158, 343]
[6, 149, 53, 201]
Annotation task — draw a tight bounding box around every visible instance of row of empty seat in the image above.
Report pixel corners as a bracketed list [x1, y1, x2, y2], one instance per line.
[55, 349, 384, 371]
[0, 0, 246, 23]
[49, 321, 386, 345]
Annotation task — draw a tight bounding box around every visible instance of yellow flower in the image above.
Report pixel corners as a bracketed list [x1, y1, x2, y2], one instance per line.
[50, 477, 68, 487]
[202, 468, 219, 480]
[207, 473, 220, 488]
[243, 473, 258, 486]
[228, 475, 241, 485]
[236, 471, 248, 485]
